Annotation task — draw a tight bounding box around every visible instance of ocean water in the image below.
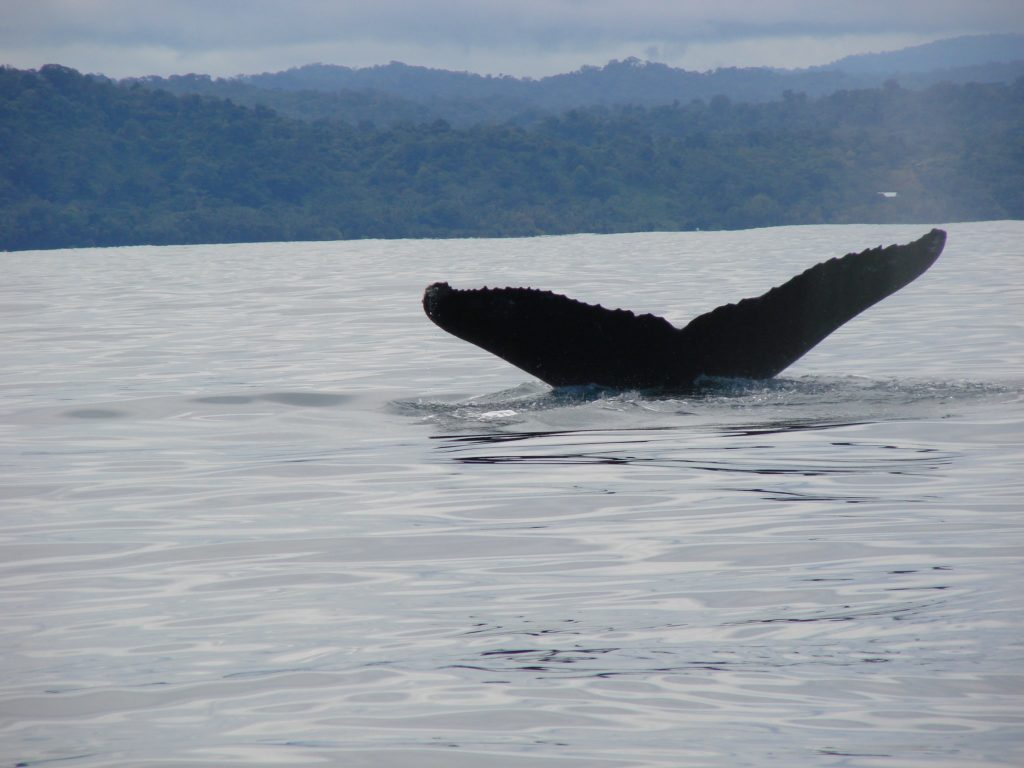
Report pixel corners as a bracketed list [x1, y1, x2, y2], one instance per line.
[1, 222, 1022, 767]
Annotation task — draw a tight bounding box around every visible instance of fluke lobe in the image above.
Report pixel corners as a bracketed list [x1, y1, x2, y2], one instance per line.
[423, 229, 946, 389]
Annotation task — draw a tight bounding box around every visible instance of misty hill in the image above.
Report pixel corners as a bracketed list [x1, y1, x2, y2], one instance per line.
[825, 33, 1024, 73]
[3, 64, 1022, 251]
[240, 33, 1024, 103]
[126, 34, 1024, 127]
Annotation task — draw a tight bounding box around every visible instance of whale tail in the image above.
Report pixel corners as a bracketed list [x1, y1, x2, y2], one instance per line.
[423, 229, 946, 389]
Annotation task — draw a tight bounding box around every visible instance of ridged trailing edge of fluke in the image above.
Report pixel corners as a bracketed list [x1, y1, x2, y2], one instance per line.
[423, 228, 947, 389]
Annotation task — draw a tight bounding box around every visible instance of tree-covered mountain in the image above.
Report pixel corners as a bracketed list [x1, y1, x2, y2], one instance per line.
[2, 64, 1022, 251]
[236, 34, 1024, 104]
[825, 33, 1024, 73]
[129, 59, 1024, 129]
[123, 35, 1024, 128]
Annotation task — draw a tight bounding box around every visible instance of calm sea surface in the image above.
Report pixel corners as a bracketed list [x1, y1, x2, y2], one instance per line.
[2, 222, 1022, 767]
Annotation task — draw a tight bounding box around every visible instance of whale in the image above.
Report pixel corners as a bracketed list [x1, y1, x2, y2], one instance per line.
[423, 229, 946, 390]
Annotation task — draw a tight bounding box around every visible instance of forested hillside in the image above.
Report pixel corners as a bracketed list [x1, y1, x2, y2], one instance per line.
[827, 33, 1024, 73]
[2, 64, 1022, 251]
[130, 56, 1024, 128]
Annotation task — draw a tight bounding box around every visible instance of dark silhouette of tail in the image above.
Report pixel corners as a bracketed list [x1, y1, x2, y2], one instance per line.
[423, 229, 946, 389]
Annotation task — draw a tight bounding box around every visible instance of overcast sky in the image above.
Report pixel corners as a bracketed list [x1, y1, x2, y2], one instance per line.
[3, 1, 1023, 79]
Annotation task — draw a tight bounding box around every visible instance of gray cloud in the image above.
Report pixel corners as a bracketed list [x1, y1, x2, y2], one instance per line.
[3, 1, 1022, 77]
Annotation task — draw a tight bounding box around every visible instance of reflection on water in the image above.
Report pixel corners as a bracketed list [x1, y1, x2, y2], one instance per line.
[422, 378, 971, 483]
[1, 222, 1023, 768]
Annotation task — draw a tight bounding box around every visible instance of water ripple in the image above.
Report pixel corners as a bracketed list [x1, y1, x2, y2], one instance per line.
[2, 223, 1022, 767]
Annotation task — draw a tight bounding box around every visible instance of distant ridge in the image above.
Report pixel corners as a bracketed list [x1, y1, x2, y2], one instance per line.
[823, 33, 1024, 73]
[124, 34, 1024, 128]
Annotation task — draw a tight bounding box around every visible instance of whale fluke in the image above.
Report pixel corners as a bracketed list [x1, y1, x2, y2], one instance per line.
[423, 229, 946, 389]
